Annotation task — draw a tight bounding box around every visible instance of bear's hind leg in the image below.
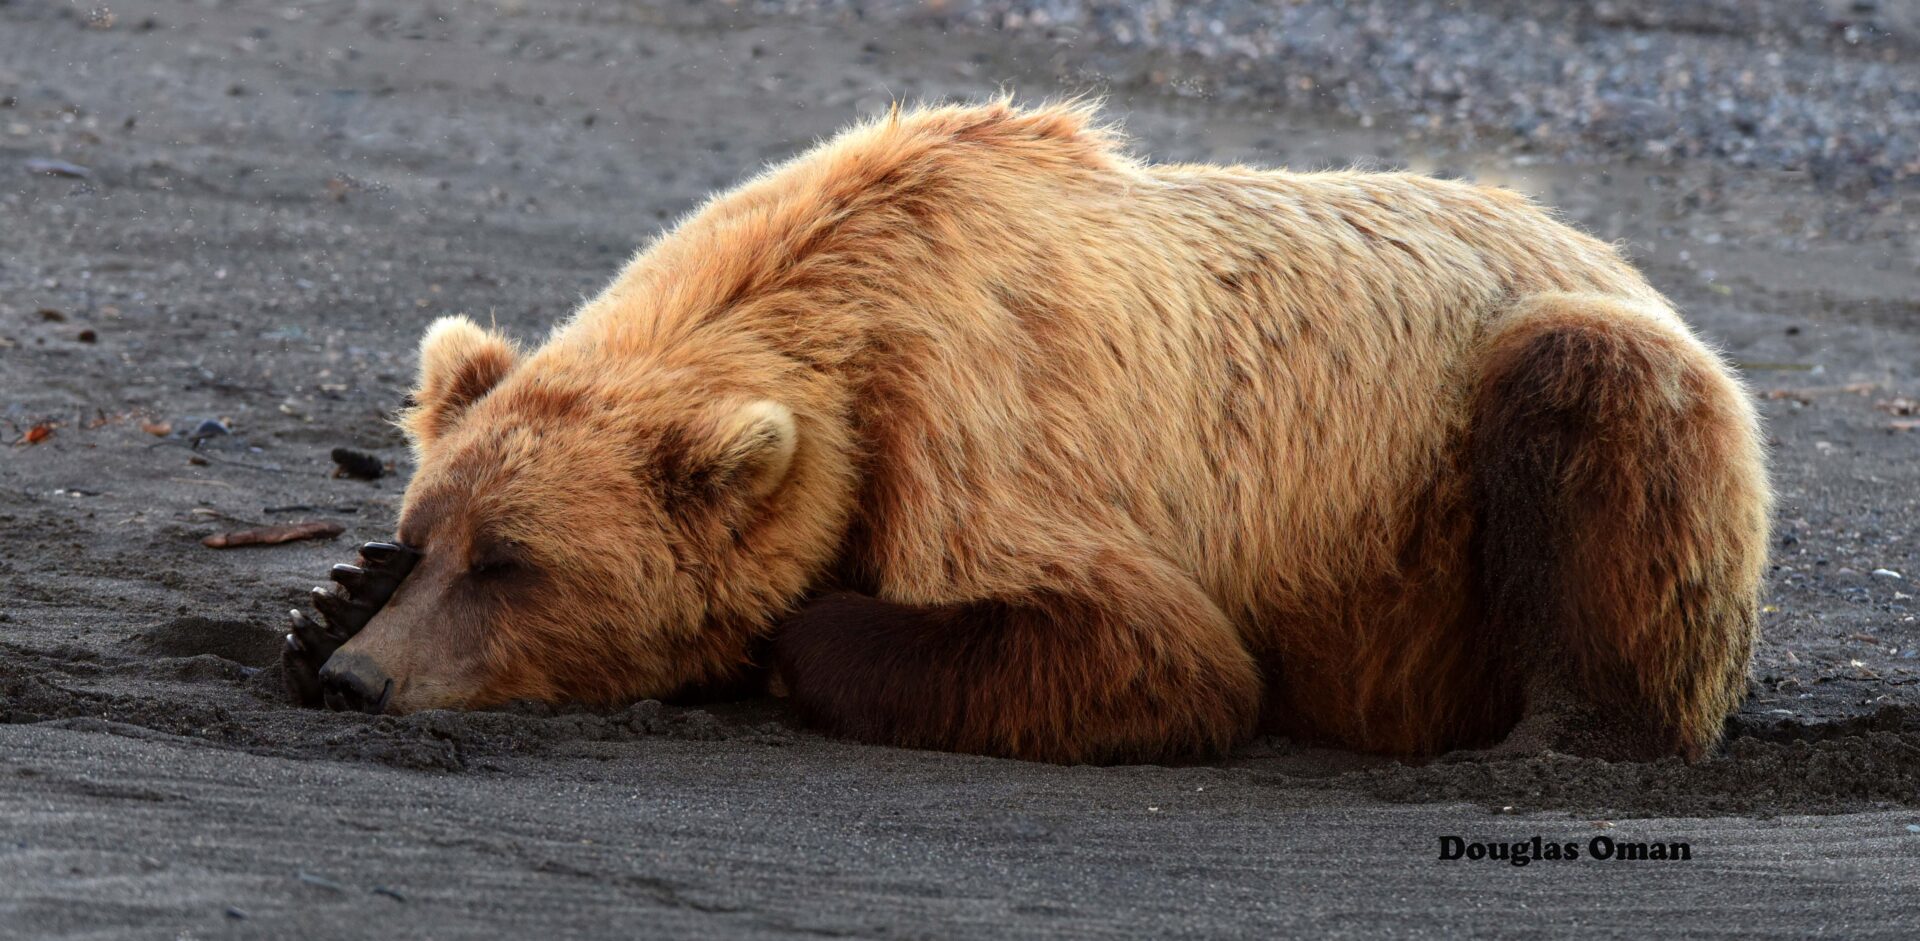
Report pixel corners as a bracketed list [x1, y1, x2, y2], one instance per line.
[1471, 293, 1770, 760]
[771, 552, 1263, 764]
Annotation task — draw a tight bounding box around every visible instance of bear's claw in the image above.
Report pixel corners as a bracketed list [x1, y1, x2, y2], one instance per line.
[328, 562, 371, 594]
[281, 541, 421, 707]
[309, 585, 374, 636]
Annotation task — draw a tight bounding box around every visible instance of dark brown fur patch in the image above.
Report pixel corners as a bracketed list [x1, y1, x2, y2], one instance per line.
[1469, 303, 1761, 759]
[772, 591, 1259, 764]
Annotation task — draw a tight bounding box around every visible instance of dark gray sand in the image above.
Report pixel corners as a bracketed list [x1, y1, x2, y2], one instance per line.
[3, 1, 1919, 936]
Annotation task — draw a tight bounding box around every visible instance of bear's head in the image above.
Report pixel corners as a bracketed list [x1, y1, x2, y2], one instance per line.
[320, 315, 841, 713]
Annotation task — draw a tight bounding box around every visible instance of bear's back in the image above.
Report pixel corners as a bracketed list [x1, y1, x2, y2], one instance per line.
[778, 116, 1663, 614]
[564, 102, 1671, 620]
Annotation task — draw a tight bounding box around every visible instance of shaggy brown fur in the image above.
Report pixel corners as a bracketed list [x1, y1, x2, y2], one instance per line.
[334, 100, 1770, 764]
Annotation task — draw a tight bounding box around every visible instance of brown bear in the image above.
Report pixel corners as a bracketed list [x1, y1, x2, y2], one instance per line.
[288, 100, 1771, 764]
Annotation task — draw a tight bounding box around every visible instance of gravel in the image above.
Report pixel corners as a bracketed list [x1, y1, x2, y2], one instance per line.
[753, 0, 1920, 189]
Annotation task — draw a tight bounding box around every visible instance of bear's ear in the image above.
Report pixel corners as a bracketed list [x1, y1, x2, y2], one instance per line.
[657, 400, 799, 508]
[401, 316, 518, 445]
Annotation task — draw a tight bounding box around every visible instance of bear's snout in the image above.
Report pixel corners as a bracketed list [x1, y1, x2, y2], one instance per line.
[319, 650, 395, 714]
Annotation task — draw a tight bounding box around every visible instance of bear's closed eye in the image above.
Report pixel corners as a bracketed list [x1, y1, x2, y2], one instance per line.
[467, 543, 525, 580]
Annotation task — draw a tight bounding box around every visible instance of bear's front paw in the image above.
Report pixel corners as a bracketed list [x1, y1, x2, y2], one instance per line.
[282, 541, 420, 707]
[769, 593, 878, 717]
[771, 591, 968, 747]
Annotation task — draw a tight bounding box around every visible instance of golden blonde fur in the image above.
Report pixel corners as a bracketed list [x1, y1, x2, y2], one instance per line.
[340, 100, 1769, 763]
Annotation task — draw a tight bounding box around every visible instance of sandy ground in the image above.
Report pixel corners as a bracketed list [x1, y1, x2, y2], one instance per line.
[3, 1, 1919, 937]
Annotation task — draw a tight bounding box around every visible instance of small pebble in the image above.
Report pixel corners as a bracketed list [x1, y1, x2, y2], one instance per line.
[189, 418, 230, 445]
[330, 447, 385, 480]
[24, 157, 90, 178]
[1873, 569, 1904, 580]
[296, 870, 349, 892]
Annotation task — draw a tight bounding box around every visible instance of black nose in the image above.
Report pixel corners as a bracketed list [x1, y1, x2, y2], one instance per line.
[318, 651, 394, 714]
